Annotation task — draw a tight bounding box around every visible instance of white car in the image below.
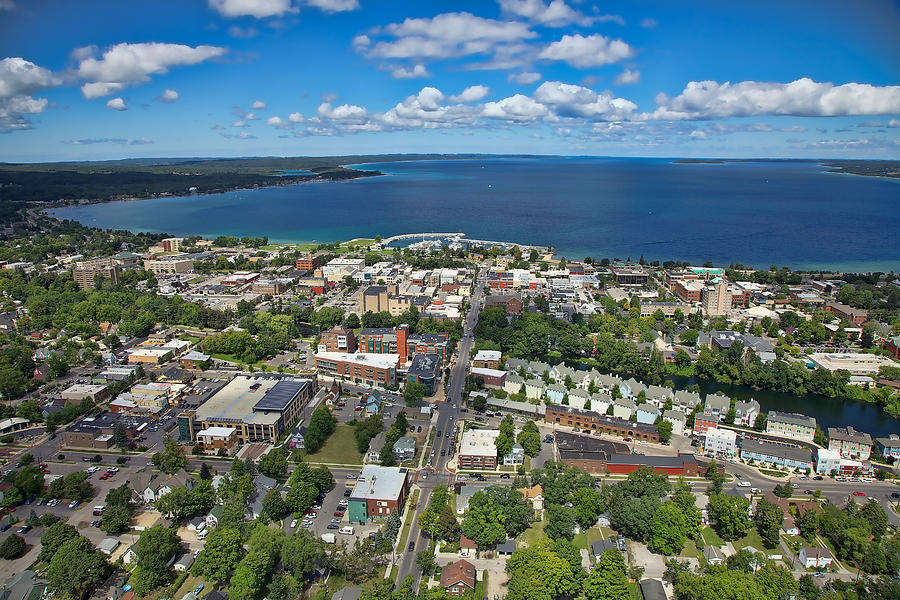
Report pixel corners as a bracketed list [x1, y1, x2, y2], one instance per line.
[338, 499, 348, 506]
[457, 476, 468, 482]
[290, 519, 298, 528]
[737, 481, 751, 488]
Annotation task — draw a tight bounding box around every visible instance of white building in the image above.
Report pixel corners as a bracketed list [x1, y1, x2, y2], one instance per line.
[704, 428, 737, 458]
[815, 448, 841, 475]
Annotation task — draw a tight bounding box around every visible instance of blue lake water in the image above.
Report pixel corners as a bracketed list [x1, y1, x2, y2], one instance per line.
[49, 157, 900, 271]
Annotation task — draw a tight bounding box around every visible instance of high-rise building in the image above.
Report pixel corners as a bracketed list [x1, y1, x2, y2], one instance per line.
[701, 280, 731, 316]
[72, 258, 119, 290]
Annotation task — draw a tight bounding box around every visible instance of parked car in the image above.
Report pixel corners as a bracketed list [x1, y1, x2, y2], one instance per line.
[0, 524, 10, 532]
[327, 524, 339, 530]
[408, 542, 415, 551]
[16, 525, 31, 534]
[290, 519, 298, 528]
[852, 491, 865, 496]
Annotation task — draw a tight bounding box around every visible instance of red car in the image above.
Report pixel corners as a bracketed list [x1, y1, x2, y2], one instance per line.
[852, 491, 866, 496]
[334, 511, 344, 517]
[99, 473, 111, 480]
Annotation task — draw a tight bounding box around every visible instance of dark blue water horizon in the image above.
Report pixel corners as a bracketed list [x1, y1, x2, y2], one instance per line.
[48, 156, 900, 272]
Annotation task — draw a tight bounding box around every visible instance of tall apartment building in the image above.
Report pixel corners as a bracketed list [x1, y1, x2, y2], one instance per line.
[72, 258, 120, 290]
[143, 257, 194, 274]
[671, 278, 704, 303]
[827, 426, 872, 460]
[701, 280, 731, 316]
[295, 254, 321, 271]
[320, 326, 357, 353]
[160, 237, 184, 252]
[766, 411, 816, 442]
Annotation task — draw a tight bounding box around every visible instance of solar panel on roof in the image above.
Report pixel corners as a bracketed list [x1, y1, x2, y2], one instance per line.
[253, 380, 308, 411]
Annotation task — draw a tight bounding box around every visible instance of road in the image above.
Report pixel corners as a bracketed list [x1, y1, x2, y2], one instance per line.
[429, 275, 485, 473]
[393, 275, 485, 589]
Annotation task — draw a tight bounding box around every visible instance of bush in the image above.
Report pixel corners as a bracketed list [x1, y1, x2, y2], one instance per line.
[0, 534, 26, 559]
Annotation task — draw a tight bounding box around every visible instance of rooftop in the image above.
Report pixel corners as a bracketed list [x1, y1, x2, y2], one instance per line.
[195, 376, 308, 426]
[768, 411, 816, 428]
[459, 429, 500, 457]
[350, 465, 408, 501]
[316, 352, 401, 370]
[741, 438, 812, 464]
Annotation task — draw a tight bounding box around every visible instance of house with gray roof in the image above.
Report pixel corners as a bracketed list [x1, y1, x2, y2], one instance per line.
[546, 383, 567, 404]
[392, 436, 417, 461]
[503, 358, 529, 374]
[612, 398, 636, 420]
[525, 379, 546, 401]
[503, 374, 525, 396]
[596, 374, 622, 391]
[529, 361, 551, 375]
[734, 399, 760, 427]
[366, 431, 386, 463]
[589, 393, 612, 414]
[645, 385, 673, 407]
[766, 411, 816, 442]
[623, 377, 645, 397]
[663, 410, 686, 436]
[636, 403, 659, 425]
[551, 364, 576, 383]
[568, 389, 590, 410]
[673, 390, 701, 413]
[704, 394, 731, 420]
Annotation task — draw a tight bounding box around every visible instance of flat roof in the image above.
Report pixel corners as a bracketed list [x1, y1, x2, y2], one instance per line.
[254, 379, 309, 411]
[471, 367, 506, 378]
[198, 426, 237, 437]
[195, 376, 282, 425]
[350, 465, 408, 501]
[62, 383, 107, 395]
[316, 352, 400, 370]
[459, 429, 500, 457]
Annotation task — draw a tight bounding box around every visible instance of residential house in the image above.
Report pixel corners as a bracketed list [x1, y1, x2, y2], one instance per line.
[525, 379, 546, 401]
[827, 426, 872, 460]
[546, 384, 567, 404]
[590, 540, 619, 559]
[636, 403, 659, 425]
[459, 534, 478, 557]
[693, 413, 718, 435]
[551, 364, 576, 384]
[734, 399, 760, 427]
[766, 411, 816, 442]
[589, 393, 612, 415]
[440, 559, 477, 596]
[673, 390, 701, 414]
[639, 579, 668, 600]
[623, 377, 645, 397]
[517, 484, 544, 514]
[704, 394, 731, 420]
[503, 443, 525, 465]
[612, 398, 636, 420]
[174, 553, 195, 572]
[645, 385, 673, 408]
[503, 374, 525, 396]
[206, 505, 224, 529]
[568, 389, 590, 410]
[875, 435, 900, 460]
[122, 545, 138, 565]
[663, 410, 686, 436]
[393, 436, 417, 461]
[703, 545, 725, 565]
[799, 547, 834, 569]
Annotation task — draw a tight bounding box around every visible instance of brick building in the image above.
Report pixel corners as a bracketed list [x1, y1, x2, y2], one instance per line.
[72, 258, 120, 290]
[544, 405, 659, 442]
[315, 352, 399, 387]
[320, 326, 357, 353]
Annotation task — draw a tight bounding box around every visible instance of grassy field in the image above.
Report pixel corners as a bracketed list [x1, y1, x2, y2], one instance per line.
[701, 527, 725, 548]
[679, 539, 702, 559]
[733, 529, 766, 552]
[572, 531, 588, 551]
[627, 582, 642, 600]
[518, 518, 546, 547]
[179, 334, 202, 344]
[474, 569, 488, 600]
[304, 423, 364, 465]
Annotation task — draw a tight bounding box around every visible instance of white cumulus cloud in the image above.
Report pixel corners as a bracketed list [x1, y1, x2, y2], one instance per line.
[497, 0, 602, 27]
[363, 12, 537, 62]
[508, 71, 541, 85]
[0, 94, 48, 132]
[317, 102, 369, 121]
[390, 64, 432, 79]
[888, 119, 900, 128]
[482, 94, 548, 121]
[77, 42, 227, 99]
[288, 112, 304, 123]
[266, 115, 293, 129]
[538, 33, 635, 68]
[0, 57, 58, 131]
[614, 69, 640, 86]
[533, 81, 637, 120]
[106, 97, 127, 111]
[208, 0, 295, 18]
[306, 0, 359, 11]
[251, 100, 267, 110]
[449, 85, 490, 103]
[649, 77, 900, 120]
[156, 89, 179, 102]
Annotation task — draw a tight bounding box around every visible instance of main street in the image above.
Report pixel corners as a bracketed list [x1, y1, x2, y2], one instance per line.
[392, 273, 486, 588]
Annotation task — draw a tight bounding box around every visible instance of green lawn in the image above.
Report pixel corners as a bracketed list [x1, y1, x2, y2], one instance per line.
[573, 532, 588, 551]
[627, 581, 642, 600]
[732, 529, 766, 552]
[679, 539, 702, 559]
[518, 518, 546, 547]
[178, 335, 202, 345]
[759, 469, 789, 478]
[474, 569, 488, 600]
[586, 527, 604, 547]
[304, 423, 364, 465]
[701, 527, 725, 548]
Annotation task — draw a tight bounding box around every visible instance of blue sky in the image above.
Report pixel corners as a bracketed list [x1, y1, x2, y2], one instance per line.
[1, 0, 899, 161]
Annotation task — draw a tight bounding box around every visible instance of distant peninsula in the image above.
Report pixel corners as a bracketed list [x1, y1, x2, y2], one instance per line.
[673, 157, 900, 179]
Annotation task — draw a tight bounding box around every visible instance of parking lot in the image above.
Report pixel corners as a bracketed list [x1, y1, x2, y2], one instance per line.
[285, 469, 383, 547]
